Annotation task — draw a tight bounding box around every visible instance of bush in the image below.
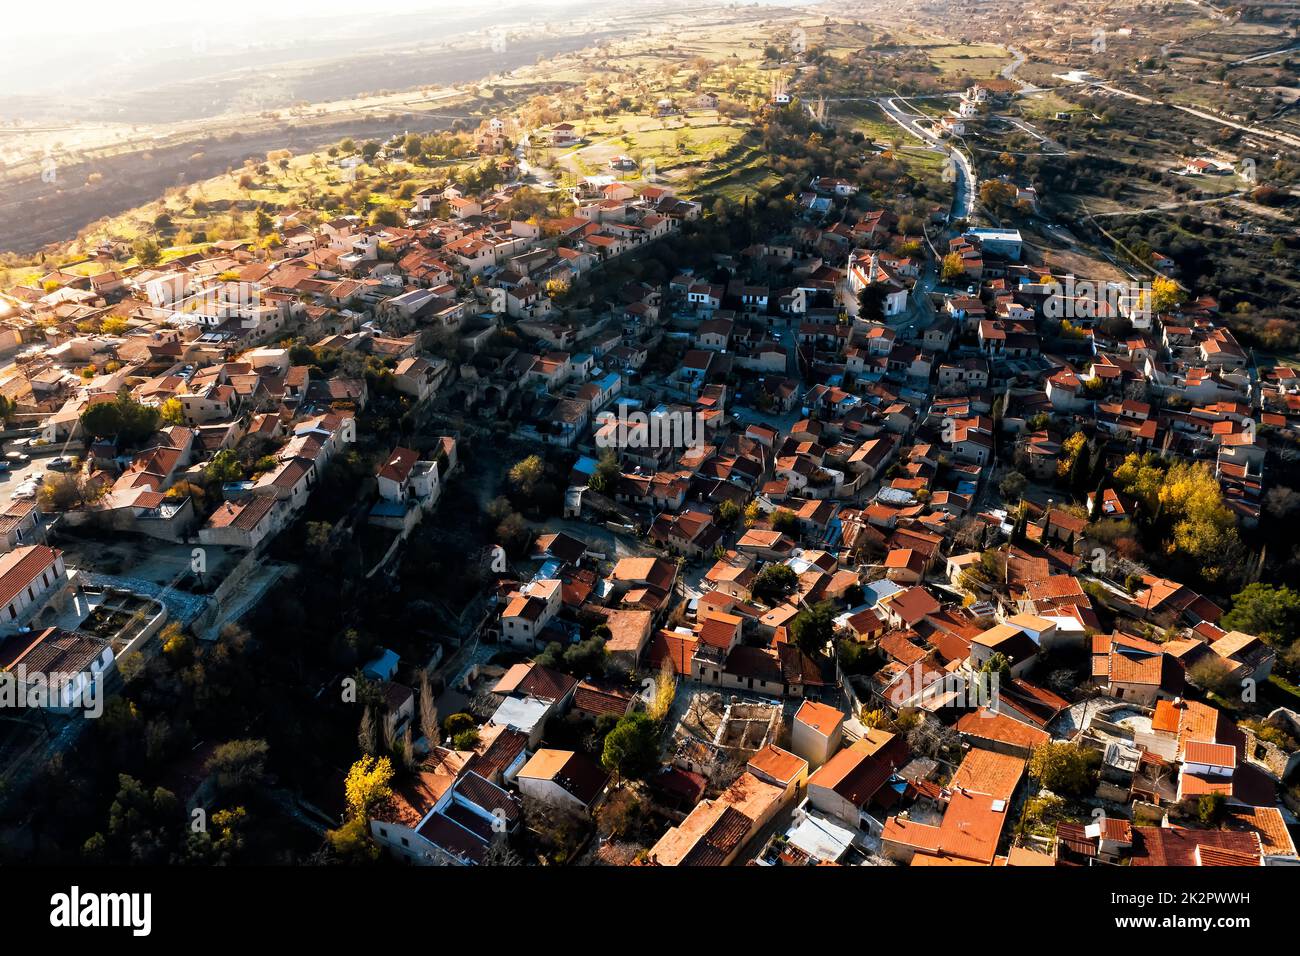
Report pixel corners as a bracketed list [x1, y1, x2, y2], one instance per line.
[442, 712, 475, 737]
[837, 638, 876, 675]
[1029, 742, 1101, 797]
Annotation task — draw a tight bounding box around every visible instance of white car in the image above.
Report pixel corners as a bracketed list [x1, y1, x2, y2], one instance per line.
[10, 486, 36, 501]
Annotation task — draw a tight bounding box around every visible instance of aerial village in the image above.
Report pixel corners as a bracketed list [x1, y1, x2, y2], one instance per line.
[0, 98, 1297, 870]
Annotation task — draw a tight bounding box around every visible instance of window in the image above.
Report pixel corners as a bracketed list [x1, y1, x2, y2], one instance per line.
[378, 827, 388, 837]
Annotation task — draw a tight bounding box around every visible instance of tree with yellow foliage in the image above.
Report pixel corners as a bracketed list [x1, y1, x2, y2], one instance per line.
[859, 708, 893, 730]
[160, 397, 185, 426]
[1057, 431, 1087, 479]
[1113, 452, 1165, 514]
[328, 755, 394, 862]
[1160, 460, 1239, 578]
[160, 622, 191, 661]
[1137, 276, 1182, 316]
[941, 252, 965, 285]
[649, 657, 676, 721]
[1114, 453, 1240, 579]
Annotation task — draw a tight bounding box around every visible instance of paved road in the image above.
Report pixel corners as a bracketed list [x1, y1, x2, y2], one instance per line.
[875, 95, 975, 222]
[1231, 42, 1300, 66]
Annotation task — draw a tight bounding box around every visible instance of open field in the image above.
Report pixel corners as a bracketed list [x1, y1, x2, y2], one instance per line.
[0, 4, 812, 259]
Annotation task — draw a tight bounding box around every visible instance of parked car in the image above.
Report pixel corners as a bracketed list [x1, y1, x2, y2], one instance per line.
[5, 451, 29, 464]
[0, 461, 11, 472]
[47, 457, 73, 472]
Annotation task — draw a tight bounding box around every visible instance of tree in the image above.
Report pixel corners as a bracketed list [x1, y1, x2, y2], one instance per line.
[1057, 431, 1087, 479]
[1160, 460, 1240, 575]
[452, 728, 480, 750]
[80, 390, 161, 445]
[132, 237, 162, 266]
[38, 473, 103, 512]
[1113, 451, 1165, 514]
[443, 713, 476, 737]
[98, 774, 184, 864]
[601, 711, 660, 781]
[342, 755, 393, 820]
[160, 621, 191, 660]
[204, 449, 244, 486]
[857, 283, 889, 323]
[940, 252, 965, 284]
[595, 787, 644, 840]
[1028, 742, 1101, 797]
[975, 651, 1011, 701]
[418, 672, 439, 747]
[1146, 276, 1182, 314]
[482, 835, 524, 866]
[159, 397, 185, 426]
[358, 706, 379, 756]
[1196, 792, 1226, 825]
[649, 657, 675, 721]
[588, 450, 620, 493]
[508, 454, 545, 498]
[1089, 480, 1106, 522]
[1222, 583, 1300, 645]
[790, 600, 836, 655]
[496, 511, 531, 556]
[978, 179, 1017, 210]
[716, 498, 741, 529]
[839, 638, 875, 674]
[752, 563, 797, 603]
[859, 708, 893, 730]
[1011, 507, 1028, 545]
[327, 754, 393, 862]
[998, 470, 1027, 502]
[1188, 656, 1238, 698]
[183, 806, 247, 865]
[772, 508, 798, 534]
[561, 634, 608, 676]
[204, 739, 270, 798]
[305, 521, 332, 551]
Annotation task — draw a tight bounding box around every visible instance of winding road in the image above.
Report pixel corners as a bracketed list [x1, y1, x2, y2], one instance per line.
[875, 95, 976, 222]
